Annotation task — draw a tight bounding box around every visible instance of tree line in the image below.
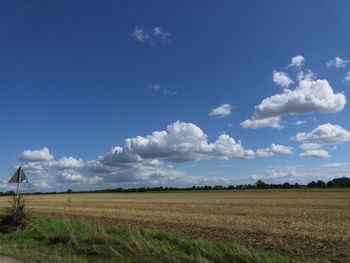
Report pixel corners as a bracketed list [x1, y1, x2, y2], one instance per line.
[0, 176, 349, 196]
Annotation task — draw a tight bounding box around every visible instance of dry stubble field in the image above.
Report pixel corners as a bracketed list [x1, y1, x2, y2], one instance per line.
[1, 190, 349, 262]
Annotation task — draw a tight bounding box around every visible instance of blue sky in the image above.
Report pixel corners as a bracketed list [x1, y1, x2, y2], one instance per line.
[1, 1, 350, 191]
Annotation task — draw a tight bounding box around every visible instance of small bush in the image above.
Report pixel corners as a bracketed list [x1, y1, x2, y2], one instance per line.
[0, 195, 28, 233]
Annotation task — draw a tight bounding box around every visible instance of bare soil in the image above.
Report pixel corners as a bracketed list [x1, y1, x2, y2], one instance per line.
[1, 191, 349, 262]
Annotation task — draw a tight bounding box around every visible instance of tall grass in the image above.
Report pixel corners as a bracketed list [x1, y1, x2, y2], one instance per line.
[0, 216, 327, 263]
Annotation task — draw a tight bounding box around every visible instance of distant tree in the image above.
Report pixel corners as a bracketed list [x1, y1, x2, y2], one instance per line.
[67, 189, 72, 193]
[307, 181, 317, 187]
[294, 183, 300, 188]
[283, 182, 291, 188]
[255, 180, 266, 189]
[316, 180, 326, 188]
[332, 177, 350, 187]
[327, 180, 335, 187]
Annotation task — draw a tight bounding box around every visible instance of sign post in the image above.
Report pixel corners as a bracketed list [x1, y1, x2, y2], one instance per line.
[8, 166, 28, 212]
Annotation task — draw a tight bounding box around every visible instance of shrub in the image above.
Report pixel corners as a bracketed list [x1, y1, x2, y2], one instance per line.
[0, 195, 28, 233]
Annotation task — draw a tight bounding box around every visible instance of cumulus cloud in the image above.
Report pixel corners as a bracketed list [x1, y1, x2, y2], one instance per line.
[240, 116, 282, 129]
[292, 123, 350, 144]
[209, 104, 232, 118]
[18, 147, 54, 162]
[15, 122, 295, 191]
[30, 181, 53, 190]
[326, 57, 349, 68]
[21, 162, 46, 175]
[250, 167, 298, 182]
[299, 143, 322, 150]
[273, 71, 294, 87]
[256, 144, 293, 157]
[255, 79, 344, 118]
[57, 170, 102, 184]
[344, 71, 350, 84]
[241, 73, 346, 129]
[299, 149, 330, 158]
[288, 55, 305, 68]
[48, 157, 84, 170]
[132, 26, 171, 44]
[100, 121, 256, 165]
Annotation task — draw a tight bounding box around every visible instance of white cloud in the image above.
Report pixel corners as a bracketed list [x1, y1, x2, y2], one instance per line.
[31, 181, 53, 189]
[21, 162, 46, 175]
[48, 157, 84, 170]
[293, 123, 350, 144]
[132, 26, 171, 44]
[57, 170, 102, 184]
[299, 149, 330, 158]
[344, 71, 350, 84]
[240, 116, 282, 129]
[241, 75, 346, 129]
[294, 120, 307, 125]
[256, 144, 293, 157]
[131, 26, 150, 43]
[299, 143, 322, 150]
[288, 55, 305, 68]
[265, 169, 292, 179]
[256, 79, 345, 118]
[209, 104, 232, 118]
[250, 167, 298, 182]
[251, 165, 350, 185]
[153, 27, 171, 41]
[18, 147, 54, 162]
[100, 121, 256, 165]
[81, 160, 235, 187]
[273, 71, 294, 87]
[149, 83, 160, 90]
[149, 84, 177, 95]
[322, 162, 349, 169]
[15, 122, 297, 190]
[296, 70, 316, 82]
[326, 57, 349, 68]
[163, 89, 178, 96]
[250, 174, 262, 181]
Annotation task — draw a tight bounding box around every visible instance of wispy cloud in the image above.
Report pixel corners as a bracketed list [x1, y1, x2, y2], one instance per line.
[299, 149, 330, 158]
[326, 57, 349, 68]
[132, 26, 171, 44]
[322, 162, 349, 169]
[149, 83, 177, 96]
[344, 71, 350, 84]
[209, 104, 232, 118]
[149, 84, 161, 91]
[287, 55, 305, 68]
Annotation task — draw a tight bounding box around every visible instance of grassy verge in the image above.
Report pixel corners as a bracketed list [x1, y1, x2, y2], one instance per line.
[0, 216, 327, 263]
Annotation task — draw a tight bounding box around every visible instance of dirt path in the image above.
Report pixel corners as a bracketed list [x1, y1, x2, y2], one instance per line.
[0, 257, 22, 263]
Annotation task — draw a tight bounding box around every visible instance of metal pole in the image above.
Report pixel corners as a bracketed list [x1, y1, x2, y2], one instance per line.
[14, 167, 22, 213]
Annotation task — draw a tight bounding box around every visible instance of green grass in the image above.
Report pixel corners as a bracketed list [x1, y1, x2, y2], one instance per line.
[0, 216, 327, 263]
